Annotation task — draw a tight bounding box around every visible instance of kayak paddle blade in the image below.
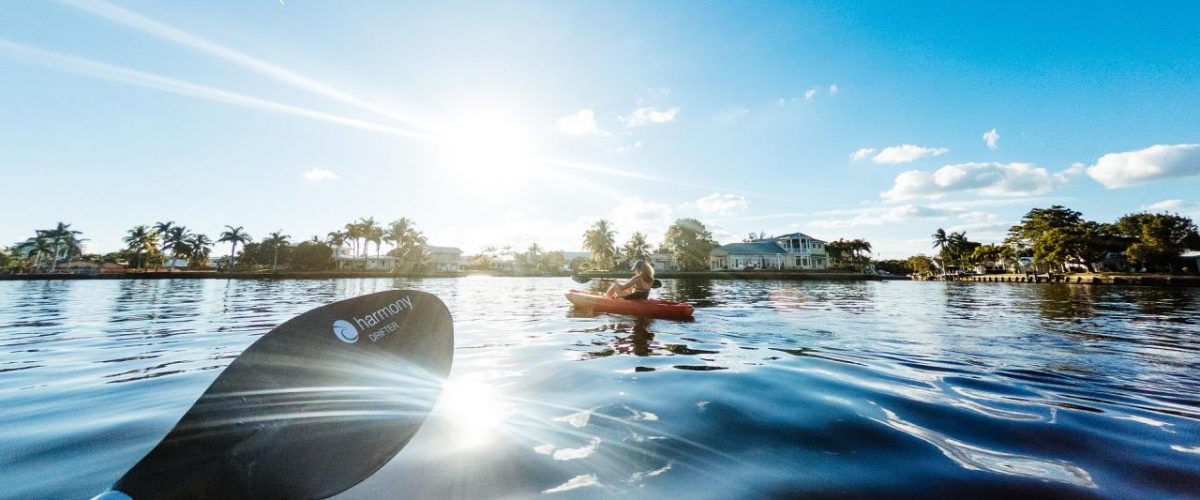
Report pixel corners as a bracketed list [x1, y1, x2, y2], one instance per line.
[109, 290, 454, 500]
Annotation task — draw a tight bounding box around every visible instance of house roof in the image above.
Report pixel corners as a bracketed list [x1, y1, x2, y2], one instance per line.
[425, 246, 462, 254]
[712, 242, 786, 255]
[752, 232, 827, 244]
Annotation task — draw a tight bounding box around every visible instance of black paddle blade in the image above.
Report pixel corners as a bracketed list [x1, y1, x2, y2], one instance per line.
[570, 274, 590, 284]
[112, 290, 453, 500]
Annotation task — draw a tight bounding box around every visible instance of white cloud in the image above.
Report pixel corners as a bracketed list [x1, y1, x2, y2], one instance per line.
[828, 84, 839, 95]
[557, 108, 601, 135]
[693, 193, 749, 216]
[882, 162, 1079, 200]
[1086, 143, 1200, 188]
[810, 204, 958, 229]
[872, 144, 950, 164]
[850, 148, 877, 161]
[804, 88, 818, 101]
[983, 128, 1000, 150]
[1143, 199, 1184, 211]
[608, 197, 674, 243]
[621, 106, 679, 127]
[1141, 199, 1200, 217]
[302, 168, 338, 181]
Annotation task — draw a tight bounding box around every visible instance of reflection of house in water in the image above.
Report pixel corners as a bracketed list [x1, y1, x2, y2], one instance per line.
[710, 232, 829, 271]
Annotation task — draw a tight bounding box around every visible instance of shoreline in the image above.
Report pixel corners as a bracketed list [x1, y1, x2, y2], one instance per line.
[3, 270, 1198, 287]
[941, 273, 1200, 287]
[0, 270, 885, 282]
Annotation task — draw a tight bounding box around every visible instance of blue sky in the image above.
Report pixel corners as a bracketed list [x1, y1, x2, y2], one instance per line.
[2, 0, 1199, 258]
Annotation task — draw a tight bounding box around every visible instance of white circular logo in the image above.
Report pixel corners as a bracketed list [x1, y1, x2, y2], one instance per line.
[332, 320, 358, 343]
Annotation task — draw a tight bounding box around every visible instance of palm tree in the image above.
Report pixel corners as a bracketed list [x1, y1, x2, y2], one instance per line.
[622, 232, 651, 266]
[522, 243, 543, 273]
[357, 217, 380, 263]
[217, 225, 252, 272]
[124, 225, 159, 270]
[583, 219, 617, 270]
[185, 233, 213, 269]
[384, 218, 426, 271]
[162, 226, 192, 271]
[849, 238, 872, 269]
[367, 225, 384, 259]
[326, 230, 348, 269]
[16, 233, 52, 272]
[931, 228, 948, 275]
[343, 222, 361, 258]
[948, 231, 968, 271]
[152, 221, 175, 270]
[44, 222, 83, 272]
[61, 231, 85, 270]
[263, 230, 291, 273]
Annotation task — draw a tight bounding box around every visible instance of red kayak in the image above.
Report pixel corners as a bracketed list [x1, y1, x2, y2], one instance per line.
[565, 289, 694, 320]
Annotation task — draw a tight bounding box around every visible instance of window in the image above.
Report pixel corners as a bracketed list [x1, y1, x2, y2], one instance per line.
[795, 256, 802, 266]
[803, 258, 809, 267]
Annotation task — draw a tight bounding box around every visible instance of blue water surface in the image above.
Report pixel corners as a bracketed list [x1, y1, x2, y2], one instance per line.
[1, 278, 1198, 499]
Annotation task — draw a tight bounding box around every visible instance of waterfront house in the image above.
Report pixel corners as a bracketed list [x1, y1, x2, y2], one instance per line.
[709, 232, 829, 270]
[492, 258, 516, 272]
[562, 251, 592, 272]
[650, 252, 679, 272]
[426, 246, 465, 272]
[334, 247, 396, 270]
[1181, 250, 1200, 272]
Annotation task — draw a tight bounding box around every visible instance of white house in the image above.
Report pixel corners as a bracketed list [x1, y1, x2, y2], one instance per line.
[426, 246, 465, 272]
[1184, 250, 1200, 271]
[710, 232, 829, 270]
[650, 252, 679, 272]
[333, 247, 395, 270]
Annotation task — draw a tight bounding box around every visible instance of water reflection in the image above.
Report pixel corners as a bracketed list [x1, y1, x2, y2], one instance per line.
[661, 278, 716, 306]
[1033, 285, 1097, 321]
[874, 407, 1096, 488]
[2, 278, 1200, 498]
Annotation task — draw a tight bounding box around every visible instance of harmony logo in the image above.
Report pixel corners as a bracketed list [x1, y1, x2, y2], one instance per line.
[331, 319, 359, 343]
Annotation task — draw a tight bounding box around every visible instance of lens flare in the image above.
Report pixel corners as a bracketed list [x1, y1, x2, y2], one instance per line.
[435, 378, 505, 449]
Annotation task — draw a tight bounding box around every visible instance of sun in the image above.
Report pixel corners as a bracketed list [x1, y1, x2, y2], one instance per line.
[434, 110, 544, 194]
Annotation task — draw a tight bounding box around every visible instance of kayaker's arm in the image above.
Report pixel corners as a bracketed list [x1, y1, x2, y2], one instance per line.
[617, 273, 644, 291]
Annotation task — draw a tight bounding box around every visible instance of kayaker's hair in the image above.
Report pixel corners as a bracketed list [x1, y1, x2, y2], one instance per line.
[634, 260, 654, 280]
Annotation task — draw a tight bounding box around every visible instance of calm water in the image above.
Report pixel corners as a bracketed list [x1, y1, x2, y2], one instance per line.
[2, 278, 1199, 499]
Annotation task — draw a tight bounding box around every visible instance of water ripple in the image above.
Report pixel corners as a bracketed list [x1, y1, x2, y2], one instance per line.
[2, 278, 1199, 498]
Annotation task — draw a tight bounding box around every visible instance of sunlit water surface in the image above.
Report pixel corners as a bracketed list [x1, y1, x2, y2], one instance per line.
[2, 278, 1199, 499]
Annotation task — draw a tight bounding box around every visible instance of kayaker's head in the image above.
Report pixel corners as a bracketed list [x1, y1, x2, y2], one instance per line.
[631, 259, 654, 279]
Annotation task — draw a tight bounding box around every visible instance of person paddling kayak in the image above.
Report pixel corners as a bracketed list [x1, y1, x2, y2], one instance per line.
[606, 260, 655, 300]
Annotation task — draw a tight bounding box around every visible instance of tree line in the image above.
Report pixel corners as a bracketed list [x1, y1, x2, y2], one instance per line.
[879, 205, 1200, 276]
[2, 217, 433, 273]
[576, 218, 719, 272]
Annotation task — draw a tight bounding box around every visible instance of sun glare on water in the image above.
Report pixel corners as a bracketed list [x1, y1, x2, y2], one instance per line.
[436, 378, 506, 450]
